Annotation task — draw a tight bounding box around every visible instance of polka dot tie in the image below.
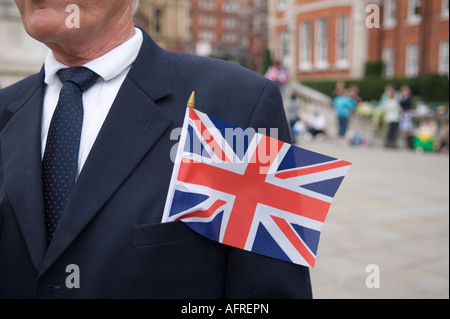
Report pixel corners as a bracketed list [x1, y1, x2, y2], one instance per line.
[42, 67, 99, 245]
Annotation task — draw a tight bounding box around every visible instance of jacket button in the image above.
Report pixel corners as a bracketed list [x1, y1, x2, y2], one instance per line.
[44, 285, 66, 291]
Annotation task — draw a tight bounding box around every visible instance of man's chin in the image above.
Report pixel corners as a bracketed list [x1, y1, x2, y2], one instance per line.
[26, 24, 71, 45]
[22, 9, 68, 41]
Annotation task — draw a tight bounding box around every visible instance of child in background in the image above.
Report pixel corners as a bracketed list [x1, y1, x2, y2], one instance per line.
[413, 117, 438, 153]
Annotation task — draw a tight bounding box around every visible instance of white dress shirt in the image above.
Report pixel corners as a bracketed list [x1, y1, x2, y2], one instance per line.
[41, 28, 143, 177]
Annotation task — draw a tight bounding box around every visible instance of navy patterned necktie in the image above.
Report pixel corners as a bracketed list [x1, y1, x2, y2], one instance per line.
[42, 67, 99, 245]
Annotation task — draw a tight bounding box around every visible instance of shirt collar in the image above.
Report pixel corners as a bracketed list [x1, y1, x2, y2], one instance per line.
[44, 27, 143, 85]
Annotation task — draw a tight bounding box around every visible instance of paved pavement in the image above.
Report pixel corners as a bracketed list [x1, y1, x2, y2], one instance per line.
[299, 137, 449, 299]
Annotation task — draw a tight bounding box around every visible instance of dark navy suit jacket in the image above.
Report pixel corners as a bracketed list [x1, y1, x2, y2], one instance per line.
[0, 30, 312, 299]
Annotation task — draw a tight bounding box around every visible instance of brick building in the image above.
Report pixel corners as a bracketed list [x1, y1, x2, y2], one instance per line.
[248, 0, 269, 73]
[268, 0, 371, 80]
[368, 0, 449, 78]
[190, 0, 252, 64]
[135, 0, 267, 72]
[134, 0, 192, 52]
[268, 0, 449, 81]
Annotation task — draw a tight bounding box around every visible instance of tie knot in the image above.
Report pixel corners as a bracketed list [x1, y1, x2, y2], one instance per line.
[57, 67, 99, 92]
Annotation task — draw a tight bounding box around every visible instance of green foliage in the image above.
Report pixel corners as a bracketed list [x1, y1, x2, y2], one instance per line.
[261, 48, 273, 75]
[365, 61, 384, 78]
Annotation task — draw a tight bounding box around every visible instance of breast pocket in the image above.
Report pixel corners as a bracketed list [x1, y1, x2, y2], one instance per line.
[132, 221, 196, 247]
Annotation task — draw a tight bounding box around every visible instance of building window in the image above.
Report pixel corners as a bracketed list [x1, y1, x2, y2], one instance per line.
[277, 30, 290, 65]
[223, 0, 238, 13]
[253, 14, 263, 32]
[199, 30, 216, 43]
[222, 32, 238, 44]
[200, 15, 216, 27]
[154, 8, 163, 34]
[299, 21, 312, 70]
[407, 0, 422, 25]
[442, 0, 449, 19]
[336, 15, 349, 69]
[439, 40, 449, 76]
[382, 47, 395, 79]
[405, 44, 420, 78]
[315, 18, 329, 69]
[277, 0, 287, 11]
[383, 0, 397, 28]
[223, 17, 237, 29]
[199, 0, 216, 11]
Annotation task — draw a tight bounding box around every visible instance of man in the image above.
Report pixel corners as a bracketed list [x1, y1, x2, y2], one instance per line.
[0, 0, 312, 298]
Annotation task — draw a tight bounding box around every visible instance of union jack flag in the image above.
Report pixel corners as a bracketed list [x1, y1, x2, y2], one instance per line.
[162, 107, 351, 267]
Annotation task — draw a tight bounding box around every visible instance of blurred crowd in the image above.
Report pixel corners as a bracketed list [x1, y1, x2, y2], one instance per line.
[285, 78, 449, 155]
[372, 83, 449, 154]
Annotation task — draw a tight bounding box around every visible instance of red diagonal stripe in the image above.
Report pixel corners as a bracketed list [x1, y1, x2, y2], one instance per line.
[189, 108, 231, 163]
[271, 215, 316, 268]
[275, 160, 351, 180]
[175, 199, 227, 221]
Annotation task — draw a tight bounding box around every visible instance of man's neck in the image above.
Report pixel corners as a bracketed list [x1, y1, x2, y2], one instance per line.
[46, 20, 136, 67]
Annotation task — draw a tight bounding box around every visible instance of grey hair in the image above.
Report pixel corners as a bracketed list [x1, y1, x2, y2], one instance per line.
[132, 0, 139, 14]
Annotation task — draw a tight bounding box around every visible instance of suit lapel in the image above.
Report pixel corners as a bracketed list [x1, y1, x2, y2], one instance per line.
[39, 31, 174, 274]
[0, 72, 48, 271]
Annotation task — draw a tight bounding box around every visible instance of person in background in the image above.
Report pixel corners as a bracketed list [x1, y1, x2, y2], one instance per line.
[348, 84, 363, 104]
[331, 81, 345, 99]
[306, 111, 327, 140]
[413, 117, 439, 153]
[381, 88, 402, 149]
[379, 84, 398, 106]
[264, 63, 280, 83]
[399, 85, 413, 112]
[286, 94, 301, 144]
[265, 61, 289, 93]
[278, 65, 289, 92]
[399, 85, 414, 148]
[287, 94, 300, 128]
[333, 90, 356, 146]
[438, 123, 449, 154]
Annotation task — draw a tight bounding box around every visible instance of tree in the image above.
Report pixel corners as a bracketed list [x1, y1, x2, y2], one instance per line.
[261, 48, 273, 75]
